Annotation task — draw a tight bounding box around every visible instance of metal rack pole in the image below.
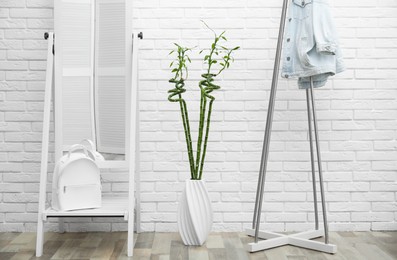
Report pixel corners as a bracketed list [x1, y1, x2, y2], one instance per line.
[308, 77, 329, 243]
[306, 87, 319, 230]
[252, 0, 290, 243]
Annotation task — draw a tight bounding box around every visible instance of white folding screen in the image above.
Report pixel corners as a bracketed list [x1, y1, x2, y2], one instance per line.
[95, 0, 127, 154]
[54, 0, 129, 154]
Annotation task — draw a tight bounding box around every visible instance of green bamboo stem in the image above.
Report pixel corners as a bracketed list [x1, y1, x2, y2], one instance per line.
[195, 92, 207, 179]
[178, 96, 195, 179]
[181, 99, 195, 178]
[198, 99, 214, 179]
[194, 35, 217, 179]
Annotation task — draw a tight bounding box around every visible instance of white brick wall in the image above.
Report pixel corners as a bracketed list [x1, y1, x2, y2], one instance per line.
[0, 0, 396, 232]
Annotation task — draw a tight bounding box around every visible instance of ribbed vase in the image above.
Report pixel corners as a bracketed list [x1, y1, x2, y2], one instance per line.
[178, 179, 213, 246]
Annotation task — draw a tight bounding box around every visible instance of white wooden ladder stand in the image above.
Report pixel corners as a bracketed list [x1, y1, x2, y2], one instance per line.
[35, 31, 143, 257]
[245, 0, 337, 254]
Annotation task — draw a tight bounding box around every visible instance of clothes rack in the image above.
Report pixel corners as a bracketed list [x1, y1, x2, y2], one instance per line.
[245, 0, 337, 254]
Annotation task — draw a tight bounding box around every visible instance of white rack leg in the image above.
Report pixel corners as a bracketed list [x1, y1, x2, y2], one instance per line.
[127, 202, 135, 257]
[58, 219, 65, 233]
[36, 218, 44, 257]
[36, 32, 54, 257]
[245, 229, 336, 254]
[126, 32, 140, 257]
[135, 47, 141, 234]
[289, 236, 337, 253]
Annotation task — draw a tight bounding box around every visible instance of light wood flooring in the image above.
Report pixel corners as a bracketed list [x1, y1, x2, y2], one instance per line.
[0, 231, 396, 260]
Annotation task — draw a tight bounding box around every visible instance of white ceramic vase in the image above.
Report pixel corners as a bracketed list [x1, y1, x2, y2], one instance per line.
[178, 179, 213, 246]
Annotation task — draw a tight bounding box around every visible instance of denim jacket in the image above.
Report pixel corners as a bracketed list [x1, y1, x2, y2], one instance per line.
[281, 0, 345, 89]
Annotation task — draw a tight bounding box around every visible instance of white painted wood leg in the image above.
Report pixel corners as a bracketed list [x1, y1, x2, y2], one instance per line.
[36, 32, 54, 258]
[126, 31, 140, 257]
[127, 211, 134, 257]
[58, 218, 65, 233]
[36, 218, 44, 257]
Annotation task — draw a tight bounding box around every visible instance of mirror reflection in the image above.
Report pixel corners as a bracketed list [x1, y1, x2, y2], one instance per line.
[59, 0, 128, 161]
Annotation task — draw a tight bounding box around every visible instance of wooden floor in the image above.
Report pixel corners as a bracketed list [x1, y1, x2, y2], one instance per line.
[0, 231, 396, 260]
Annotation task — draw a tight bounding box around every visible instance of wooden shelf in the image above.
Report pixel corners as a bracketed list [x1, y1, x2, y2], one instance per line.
[43, 196, 128, 219]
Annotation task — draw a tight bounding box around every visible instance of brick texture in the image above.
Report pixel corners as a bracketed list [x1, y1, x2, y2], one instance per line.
[0, 0, 396, 232]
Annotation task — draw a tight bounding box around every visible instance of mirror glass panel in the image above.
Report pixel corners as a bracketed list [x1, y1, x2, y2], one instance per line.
[58, 0, 128, 161]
